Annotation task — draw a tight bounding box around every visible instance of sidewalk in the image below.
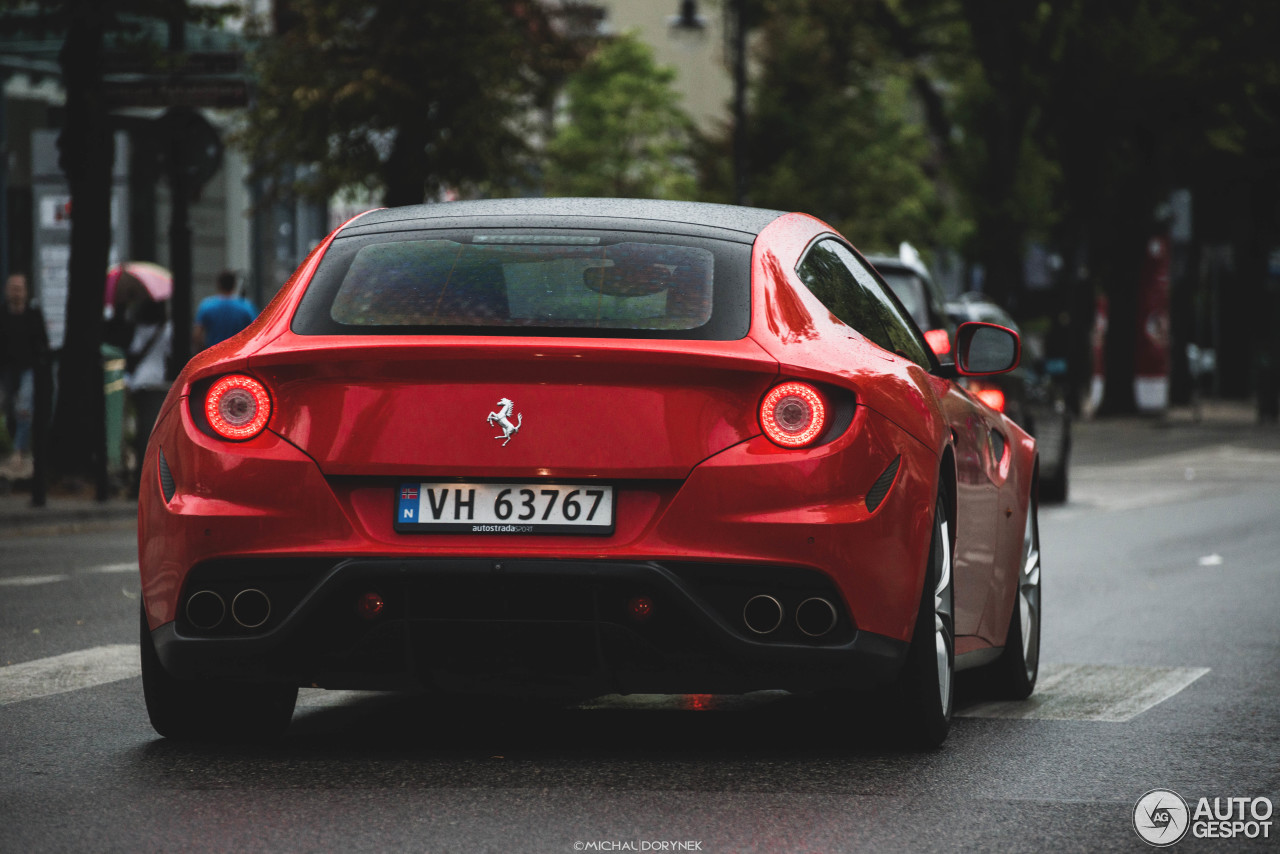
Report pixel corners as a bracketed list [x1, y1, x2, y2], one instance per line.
[0, 482, 137, 538]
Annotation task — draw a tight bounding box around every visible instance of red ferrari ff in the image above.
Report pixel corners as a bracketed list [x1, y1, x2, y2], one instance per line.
[138, 199, 1041, 747]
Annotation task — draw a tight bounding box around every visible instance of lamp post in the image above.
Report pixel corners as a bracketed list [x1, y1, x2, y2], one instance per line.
[672, 0, 747, 206]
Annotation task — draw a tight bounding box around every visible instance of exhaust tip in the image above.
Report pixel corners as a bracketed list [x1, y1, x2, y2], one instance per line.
[796, 597, 838, 637]
[743, 594, 784, 635]
[185, 590, 226, 630]
[231, 588, 272, 629]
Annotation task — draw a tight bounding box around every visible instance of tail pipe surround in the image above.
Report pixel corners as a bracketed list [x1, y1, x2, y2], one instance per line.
[742, 594, 784, 635]
[795, 597, 839, 637]
[185, 590, 226, 630]
[231, 588, 272, 628]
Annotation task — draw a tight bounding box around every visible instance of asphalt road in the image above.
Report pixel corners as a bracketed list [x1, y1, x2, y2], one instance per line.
[2, 415, 1278, 853]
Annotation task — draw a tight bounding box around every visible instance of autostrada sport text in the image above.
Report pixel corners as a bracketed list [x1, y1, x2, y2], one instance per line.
[138, 199, 1042, 747]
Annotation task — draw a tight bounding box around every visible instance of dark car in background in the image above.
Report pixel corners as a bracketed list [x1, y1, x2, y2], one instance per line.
[868, 252, 1070, 503]
[864, 246, 953, 360]
[946, 293, 1071, 502]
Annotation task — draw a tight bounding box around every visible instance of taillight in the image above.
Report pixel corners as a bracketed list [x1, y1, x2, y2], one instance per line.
[205, 374, 272, 440]
[924, 328, 951, 357]
[973, 386, 1006, 412]
[760, 381, 827, 448]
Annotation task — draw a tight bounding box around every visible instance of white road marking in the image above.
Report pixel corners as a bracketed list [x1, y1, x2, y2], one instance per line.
[959, 663, 1211, 722]
[1198, 554, 1224, 566]
[0, 562, 137, 588]
[0, 649, 1211, 723]
[85, 562, 137, 574]
[1069, 444, 1280, 512]
[0, 645, 140, 707]
[296, 689, 385, 708]
[0, 574, 70, 587]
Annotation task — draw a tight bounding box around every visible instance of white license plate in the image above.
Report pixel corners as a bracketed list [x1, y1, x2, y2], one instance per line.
[395, 482, 614, 534]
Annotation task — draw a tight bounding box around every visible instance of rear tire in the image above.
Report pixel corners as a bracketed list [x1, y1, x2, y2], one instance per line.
[894, 496, 954, 748]
[1040, 465, 1068, 504]
[986, 489, 1041, 699]
[140, 604, 297, 741]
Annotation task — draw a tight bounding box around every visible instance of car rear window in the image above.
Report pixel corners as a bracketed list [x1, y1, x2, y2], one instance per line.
[292, 229, 752, 340]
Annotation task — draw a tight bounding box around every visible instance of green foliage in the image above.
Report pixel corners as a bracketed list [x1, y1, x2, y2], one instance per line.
[543, 33, 698, 200]
[736, 0, 969, 253]
[235, 0, 576, 207]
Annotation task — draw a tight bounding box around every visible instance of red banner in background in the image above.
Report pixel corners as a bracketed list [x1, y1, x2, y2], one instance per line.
[1135, 234, 1171, 411]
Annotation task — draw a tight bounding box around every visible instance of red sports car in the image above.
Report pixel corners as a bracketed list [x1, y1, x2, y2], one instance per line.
[138, 199, 1041, 746]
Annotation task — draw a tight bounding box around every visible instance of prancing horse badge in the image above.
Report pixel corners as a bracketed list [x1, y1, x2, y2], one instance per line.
[486, 397, 522, 446]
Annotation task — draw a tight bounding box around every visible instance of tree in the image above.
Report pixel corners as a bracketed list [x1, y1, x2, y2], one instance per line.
[724, 0, 967, 254]
[884, 0, 1280, 415]
[1033, 0, 1280, 414]
[0, 0, 233, 486]
[237, 0, 580, 207]
[543, 33, 698, 200]
[950, 0, 1069, 310]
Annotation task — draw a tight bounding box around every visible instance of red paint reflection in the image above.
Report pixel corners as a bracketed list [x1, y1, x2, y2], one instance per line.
[683, 693, 715, 711]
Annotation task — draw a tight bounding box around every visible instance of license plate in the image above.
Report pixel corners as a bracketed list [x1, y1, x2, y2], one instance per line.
[395, 482, 615, 534]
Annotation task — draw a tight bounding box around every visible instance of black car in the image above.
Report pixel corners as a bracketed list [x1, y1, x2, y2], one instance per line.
[946, 293, 1071, 502]
[867, 251, 1071, 503]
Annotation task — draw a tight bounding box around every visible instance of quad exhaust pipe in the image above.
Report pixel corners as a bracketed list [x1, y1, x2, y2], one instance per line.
[231, 588, 272, 628]
[795, 597, 838, 637]
[185, 588, 272, 630]
[743, 594, 783, 635]
[743, 594, 838, 638]
[185, 590, 226, 630]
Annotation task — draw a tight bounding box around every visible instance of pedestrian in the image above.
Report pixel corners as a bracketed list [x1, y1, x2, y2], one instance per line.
[193, 270, 255, 350]
[126, 296, 171, 494]
[0, 272, 49, 479]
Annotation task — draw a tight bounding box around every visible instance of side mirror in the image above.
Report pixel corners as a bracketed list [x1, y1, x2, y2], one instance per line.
[955, 321, 1020, 375]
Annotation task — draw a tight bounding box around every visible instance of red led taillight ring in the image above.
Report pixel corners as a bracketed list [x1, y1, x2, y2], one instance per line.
[760, 382, 827, 448]
[205, 374, 272, 441]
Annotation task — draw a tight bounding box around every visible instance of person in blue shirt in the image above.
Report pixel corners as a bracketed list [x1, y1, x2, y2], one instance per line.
[193, 270, 256, 350]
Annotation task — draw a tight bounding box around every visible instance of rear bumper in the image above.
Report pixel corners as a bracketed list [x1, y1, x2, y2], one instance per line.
[152, 557, 909, 697]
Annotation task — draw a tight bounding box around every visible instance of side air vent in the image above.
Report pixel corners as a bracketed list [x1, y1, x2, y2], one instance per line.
[865, 455, 901, 513]
[158, 448, 176, 503]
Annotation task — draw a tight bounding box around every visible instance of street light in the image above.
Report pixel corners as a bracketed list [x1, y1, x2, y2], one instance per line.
[671, 0, 747, 206]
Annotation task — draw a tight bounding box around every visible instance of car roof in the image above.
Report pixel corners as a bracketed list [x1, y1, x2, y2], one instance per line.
[864, 254, 932, 281]
[343, 198, 789, 241]
[946, 295, 1020, 332]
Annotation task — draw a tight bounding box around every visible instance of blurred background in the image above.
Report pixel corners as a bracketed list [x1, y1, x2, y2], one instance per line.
[2, 0, 1278, 487]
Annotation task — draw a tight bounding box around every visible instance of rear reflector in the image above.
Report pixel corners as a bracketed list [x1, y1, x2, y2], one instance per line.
[626, 596, 654, 623]
[356, 592, 385, 620]
[206, 374, 272, 440]
[760, 382, 826, 448]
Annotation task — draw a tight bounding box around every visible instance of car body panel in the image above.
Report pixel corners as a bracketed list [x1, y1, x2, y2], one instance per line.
[249, 335, 778, 480]
[138, 199, 1035, 703]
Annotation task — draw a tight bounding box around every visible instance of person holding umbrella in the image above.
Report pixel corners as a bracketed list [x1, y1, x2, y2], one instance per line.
[107, 262, 173, 493]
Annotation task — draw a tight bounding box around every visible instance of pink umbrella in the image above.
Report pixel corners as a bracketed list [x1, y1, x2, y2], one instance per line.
[105, 261, 172, 306]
